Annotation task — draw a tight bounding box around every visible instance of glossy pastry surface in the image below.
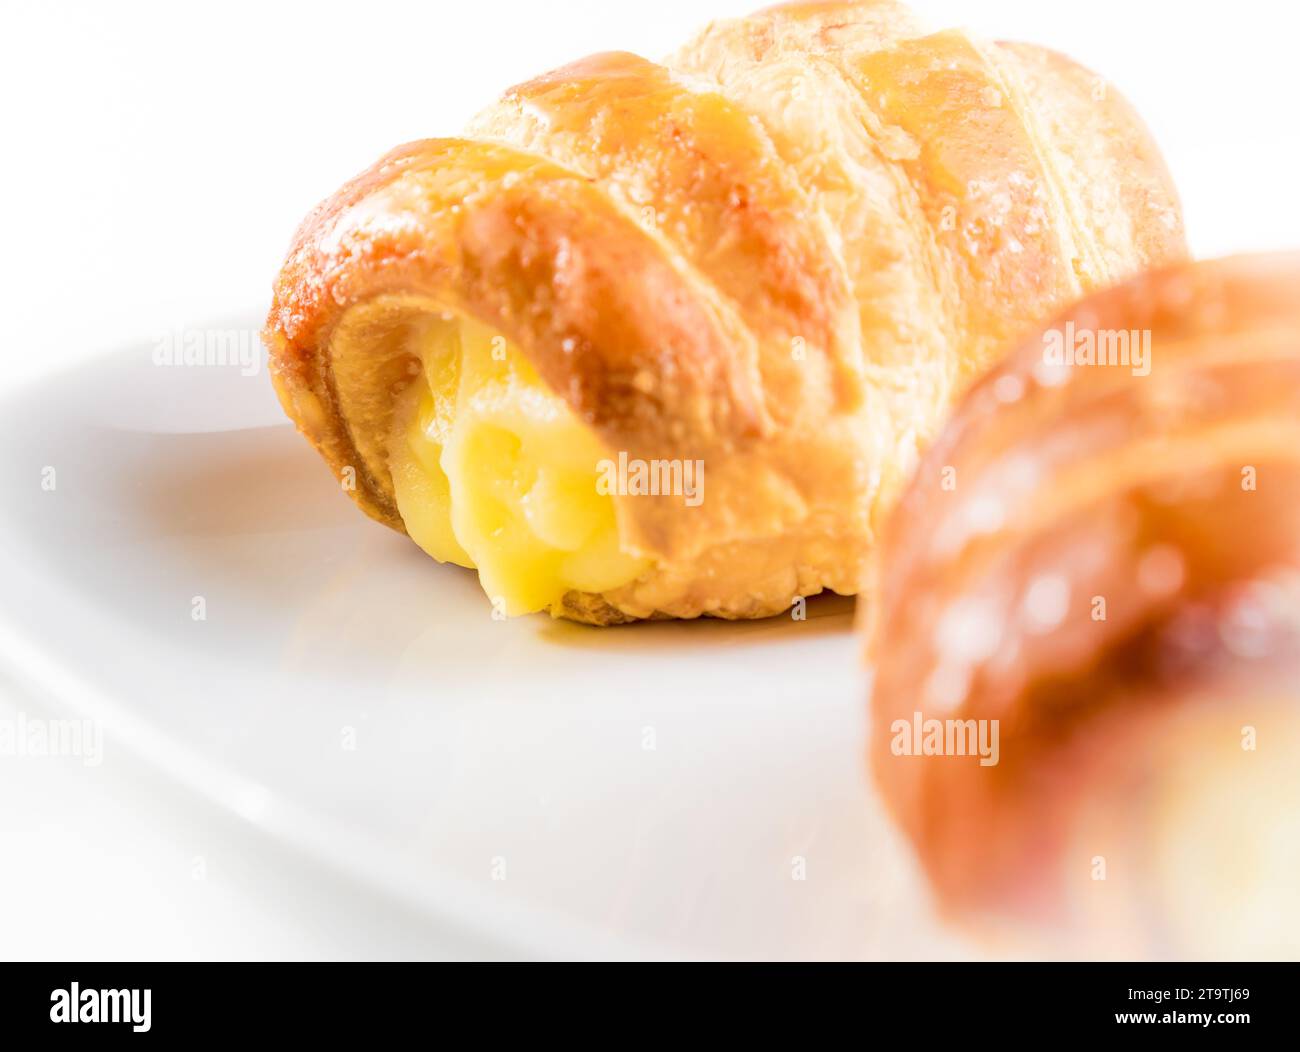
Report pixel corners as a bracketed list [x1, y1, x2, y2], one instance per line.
[864, 254, 1300, 957]
[265, 0, 1185, 622]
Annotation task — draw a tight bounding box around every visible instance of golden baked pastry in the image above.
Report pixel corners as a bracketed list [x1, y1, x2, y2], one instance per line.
[264, 0, 1185, 623]
[864, 254, 1300, 957]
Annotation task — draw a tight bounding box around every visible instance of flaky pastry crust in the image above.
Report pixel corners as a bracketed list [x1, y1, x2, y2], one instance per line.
[265, 0, 1185, 623]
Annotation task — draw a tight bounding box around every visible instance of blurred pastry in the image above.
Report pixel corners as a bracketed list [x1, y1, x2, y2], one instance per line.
[864, 253, 1300, 958]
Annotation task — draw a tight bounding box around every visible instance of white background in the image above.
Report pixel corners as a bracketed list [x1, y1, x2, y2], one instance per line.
[2, 0, 1298, 958]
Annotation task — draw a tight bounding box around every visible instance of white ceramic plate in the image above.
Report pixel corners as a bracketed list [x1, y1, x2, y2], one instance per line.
[0, 316, 960, 959]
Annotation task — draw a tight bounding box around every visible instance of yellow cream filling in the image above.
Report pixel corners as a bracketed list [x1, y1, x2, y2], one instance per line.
[389, 315, 646, 616]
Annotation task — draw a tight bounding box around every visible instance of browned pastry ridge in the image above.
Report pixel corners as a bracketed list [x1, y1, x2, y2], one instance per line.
[865, 253, 1300, 958]
[264, 0, 1185, 623]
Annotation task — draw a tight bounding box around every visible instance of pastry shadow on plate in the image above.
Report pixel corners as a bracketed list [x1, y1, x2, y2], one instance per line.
[535, 590, 858, 651]
[121, 422, 860, 643]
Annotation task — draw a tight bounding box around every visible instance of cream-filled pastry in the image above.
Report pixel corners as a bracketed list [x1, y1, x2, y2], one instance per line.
[387, 312, 647, 616]
[265, 0, 1185, 622]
